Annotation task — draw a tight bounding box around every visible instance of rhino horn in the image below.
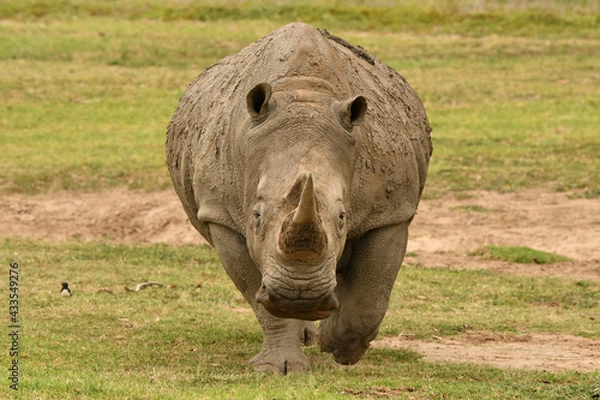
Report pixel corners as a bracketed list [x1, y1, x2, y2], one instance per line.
[293, 173, 317, 225]
[278, 173, 327, 255]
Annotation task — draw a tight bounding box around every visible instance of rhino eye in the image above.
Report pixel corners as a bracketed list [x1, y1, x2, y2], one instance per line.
[253, 210, 261, 227]
[252, 203, 264, 230]
[337, 212, 346, 229]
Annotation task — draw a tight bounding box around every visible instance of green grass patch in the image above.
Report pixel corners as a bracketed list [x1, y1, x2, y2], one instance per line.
[1, 238, 598, 398]
[568, 187, 600, 199]
[1, 2, 598, 194]
[386, 264, 598, 339]
[452, 204, 489, 213]
[472, 245, 572, 264]
[1, 0, 598, 38]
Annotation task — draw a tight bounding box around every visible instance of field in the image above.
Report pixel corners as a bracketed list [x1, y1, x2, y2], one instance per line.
[1, 1, 599, 399]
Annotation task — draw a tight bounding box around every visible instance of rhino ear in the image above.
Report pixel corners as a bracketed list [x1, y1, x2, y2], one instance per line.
[247, 83, 272, 122]
[333, 95, 367, 130]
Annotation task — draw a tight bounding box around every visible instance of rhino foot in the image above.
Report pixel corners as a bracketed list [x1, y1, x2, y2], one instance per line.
[250, 321, 315, 374]
[318, 328, 375, 365]
[250, 349, 311, 375]
[330, 345, 368, 366]
[319, 341, 369, 366]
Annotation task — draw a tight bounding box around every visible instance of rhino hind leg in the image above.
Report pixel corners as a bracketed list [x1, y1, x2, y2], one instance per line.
[318, 223, 410, 365]
[207, 223, 312, 374]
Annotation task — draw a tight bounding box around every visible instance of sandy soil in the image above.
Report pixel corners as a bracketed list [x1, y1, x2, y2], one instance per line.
[406, 190, 600, 283]
[0, 188, 205, 246]
[372, 331, 600, 373]
[1, 188, 599, 372]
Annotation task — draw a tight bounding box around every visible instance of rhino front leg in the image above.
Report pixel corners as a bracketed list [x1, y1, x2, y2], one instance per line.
[207, 223, 315, 374]
[318, 223, 409, 365]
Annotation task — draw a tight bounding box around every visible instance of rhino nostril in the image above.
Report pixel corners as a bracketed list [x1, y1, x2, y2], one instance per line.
[255, 284, 270, 305]
[326, 294, 339, 311]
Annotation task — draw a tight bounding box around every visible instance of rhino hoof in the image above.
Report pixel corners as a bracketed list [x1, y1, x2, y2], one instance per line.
[319, 337, 369, 366]
[332, 350, 364, 366]
[250, 352, 311, 375]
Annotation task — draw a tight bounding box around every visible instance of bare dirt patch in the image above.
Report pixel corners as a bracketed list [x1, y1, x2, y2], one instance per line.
[407, 190, 600, 283]
[1, 188, 599, 372]
[0, 188, 204, 246]
[372, 331, 600, 373]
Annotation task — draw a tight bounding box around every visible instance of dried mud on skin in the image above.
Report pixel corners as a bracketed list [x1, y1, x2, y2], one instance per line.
[1, 189, 599, 372]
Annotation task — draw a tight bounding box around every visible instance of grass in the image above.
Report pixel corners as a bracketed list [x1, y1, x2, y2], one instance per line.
[0, 1, 599, 194]
[472, 245, 572, 264]
[452, 204, 489, 212]
[1, 238, 599, 399]
[1, 0, 598, 37]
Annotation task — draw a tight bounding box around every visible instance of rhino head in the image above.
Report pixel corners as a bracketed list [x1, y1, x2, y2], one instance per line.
[242, 81, 367, 321]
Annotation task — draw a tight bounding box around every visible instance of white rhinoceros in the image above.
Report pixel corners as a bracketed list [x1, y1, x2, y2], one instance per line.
[166, 23, 432, 374]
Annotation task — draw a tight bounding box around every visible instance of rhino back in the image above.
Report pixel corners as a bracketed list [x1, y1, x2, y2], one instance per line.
[166, 23, 432, 241]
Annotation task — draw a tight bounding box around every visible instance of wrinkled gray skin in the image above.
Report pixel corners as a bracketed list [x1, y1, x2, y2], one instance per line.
[166, 23, 432, 374]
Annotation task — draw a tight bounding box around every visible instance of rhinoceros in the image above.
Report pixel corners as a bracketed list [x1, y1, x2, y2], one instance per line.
[166, 23, 432, 374]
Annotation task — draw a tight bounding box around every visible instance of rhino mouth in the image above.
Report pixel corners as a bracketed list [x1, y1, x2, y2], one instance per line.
[255, 285, 338, 321]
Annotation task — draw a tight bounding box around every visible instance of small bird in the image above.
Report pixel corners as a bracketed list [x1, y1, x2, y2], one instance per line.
[60, 282, 72, 297]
